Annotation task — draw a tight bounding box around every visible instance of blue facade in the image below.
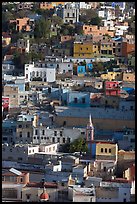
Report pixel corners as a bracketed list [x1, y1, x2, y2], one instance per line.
[88, 143, 96, 159]
[77, 66, 86, 76]
[68, 91, 90, 107]
[16, 83, 25, 92]
[86, 63, 93, 72]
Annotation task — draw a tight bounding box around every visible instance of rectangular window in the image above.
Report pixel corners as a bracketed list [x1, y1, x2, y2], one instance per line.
[105, 148, 107, 153]
[19, 132, 22, 137]
[57, 138, 60, 143]
[63, 138, 65, 143]
[42, 130, 45, 135]
[27, 132, 30, 137]
[101, 148, 103, 153]
[74, 98, 77, 103]
[52, 137, 55, 143]
[82, 98, 85, 104]
[54, 131, 57, 136]
[35, 129, 38, 135]
[60, 131, 62, 136]
[109, 149, 111, 153]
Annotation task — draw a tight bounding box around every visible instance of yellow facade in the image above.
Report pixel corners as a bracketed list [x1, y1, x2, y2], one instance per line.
[73, 42, 93, 58]
[118, 150, 135, 161]
[101, 72, 123, 81]
[96, 143, 118, 159]
[2, 37, 11, 46]
[123, 72, 135, 82]
[92, 43, 100, 57]
[52, 2, 65, 7]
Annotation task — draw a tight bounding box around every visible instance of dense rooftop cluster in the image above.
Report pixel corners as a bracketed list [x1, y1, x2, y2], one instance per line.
[2, 2, 135, 202]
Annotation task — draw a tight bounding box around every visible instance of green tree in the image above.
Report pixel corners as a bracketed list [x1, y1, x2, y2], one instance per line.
[13, 52, 31, 74]
[69, 137, 88, 153]
[34, 17, 51, 40]
[51, 15, 63, 27]
[80, 9, 102, 25]
[60, 24, 75, 36]
[92, 62, 104, 73]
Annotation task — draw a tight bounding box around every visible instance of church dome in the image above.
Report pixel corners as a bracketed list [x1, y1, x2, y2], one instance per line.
[40, 192, 49, 201]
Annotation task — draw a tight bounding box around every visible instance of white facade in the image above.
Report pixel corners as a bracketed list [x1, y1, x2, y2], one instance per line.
[63, 2, 80, 24]
[102, 19, 114, 28]
[72, 165, 88, 178]
[2, 143, 59, 162]
[2, 144, 39, 162]
[96, 181, 131, 202]
[57, 62, 73, 74]
[25, 63, 56, 82]
[98, 9, 115, 20]
[79, 2, 91, 9]
[32, 126, 86, 144]
[68, 186, 96, 202]
[2, 183, 25, 201]
[39, 143, 59, 154]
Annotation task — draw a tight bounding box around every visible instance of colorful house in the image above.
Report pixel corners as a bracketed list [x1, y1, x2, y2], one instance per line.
[101, 71, 123, 81]
[2, 97, 10, 112]
[73, 42, 93, 58]
[77, 65, 86, 76]
[82, 25, 114, 37]
[104, 81, 121, 96]
[68, 91, 90, 107]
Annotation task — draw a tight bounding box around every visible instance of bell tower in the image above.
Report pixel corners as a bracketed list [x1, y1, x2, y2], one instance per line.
[86, 114, 94, 141]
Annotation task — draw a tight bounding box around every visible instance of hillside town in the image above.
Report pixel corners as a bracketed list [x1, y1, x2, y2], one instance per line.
[2, 2, 135, 202]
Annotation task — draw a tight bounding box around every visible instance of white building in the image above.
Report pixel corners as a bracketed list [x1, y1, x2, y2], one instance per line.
[25, 62, 56, 82]
[98, 8, 115, 20]
[63, 2, 80, 24]
[2, 143, 59, 163]
[68, 186, 96, 202]
[57, 62, 73, 74]
[96, 180, 131, 202]
[32, 126, 86, 144]
[72, 165, 88, 178]
[102, 19, 114, 28]
[2, 144, 39, 162]
[79, 2, 91, 9]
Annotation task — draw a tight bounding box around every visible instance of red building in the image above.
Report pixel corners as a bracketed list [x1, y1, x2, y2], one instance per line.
[105, 81, 121, 96]
[2, 97, 9, 111]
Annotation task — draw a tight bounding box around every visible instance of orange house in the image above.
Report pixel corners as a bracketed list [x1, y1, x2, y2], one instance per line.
[10, 18, 31, 32]
[61, 35, 74, 42]
[122, 42, 135, 58]
[39, 2, 53, 9]
[82, 25, 114, 37]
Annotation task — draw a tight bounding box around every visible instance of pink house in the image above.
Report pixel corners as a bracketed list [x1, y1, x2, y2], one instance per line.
[105, 81, 121, 96]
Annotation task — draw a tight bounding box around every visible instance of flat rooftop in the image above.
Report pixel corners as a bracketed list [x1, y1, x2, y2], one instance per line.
[55, 106, 134, 120]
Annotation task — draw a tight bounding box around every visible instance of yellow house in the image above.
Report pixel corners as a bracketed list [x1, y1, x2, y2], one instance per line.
[73, 42, 93, 58]
[118, 150, 135, 161]
[122, 72, 135, 82]
[92, 42, 100, 58]
[101, 72, 123, 81]
[96, 142, 118, 161]
[51, 2, 65, 7]
[2, 36, 11, 47]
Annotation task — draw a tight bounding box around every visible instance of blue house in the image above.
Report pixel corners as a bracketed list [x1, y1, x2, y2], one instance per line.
[68, 91, 90, 107]
[2, 119, 17, 144]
